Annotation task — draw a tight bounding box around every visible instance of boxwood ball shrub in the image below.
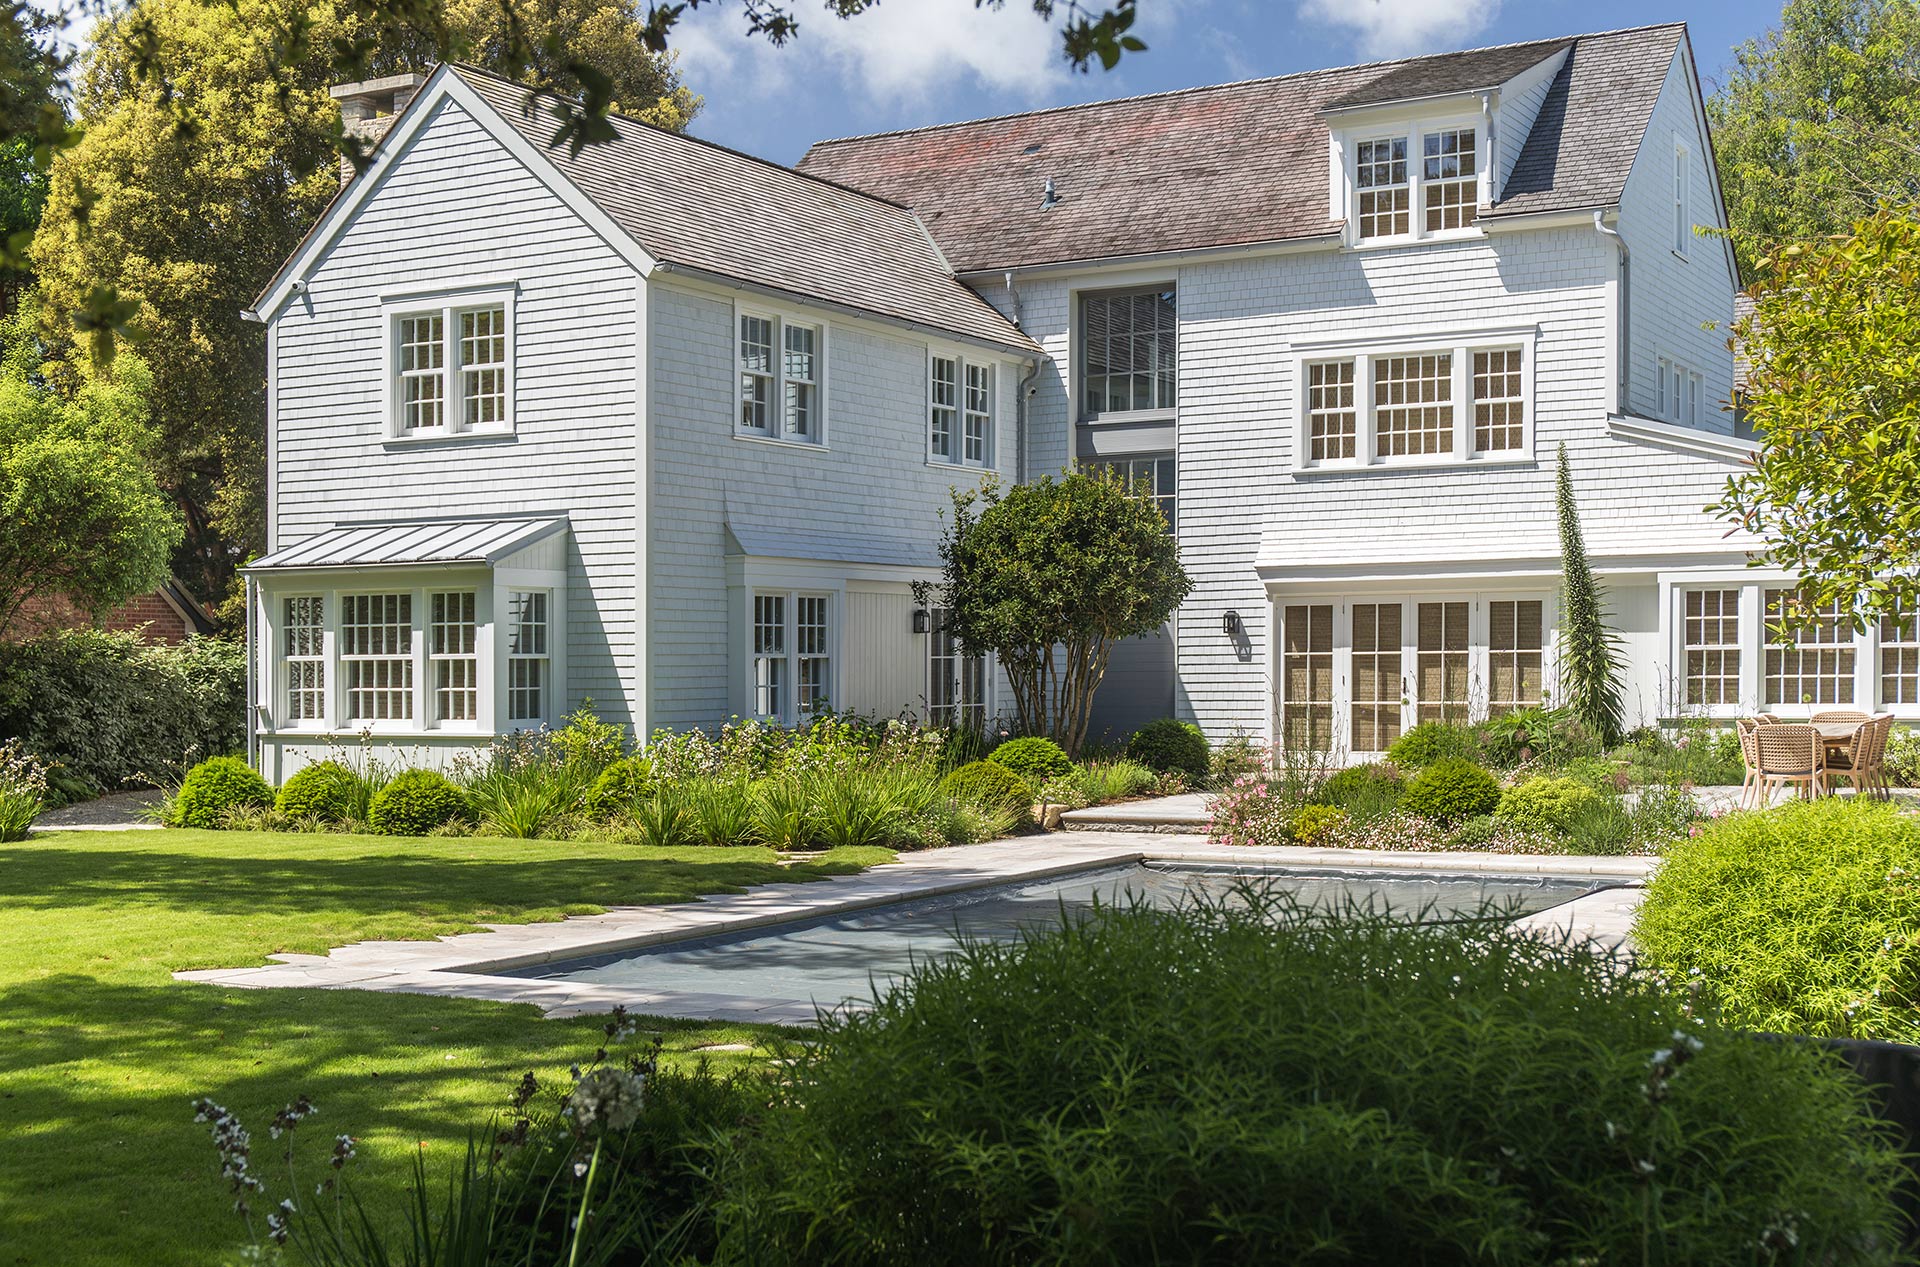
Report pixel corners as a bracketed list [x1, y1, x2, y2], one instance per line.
[368, 769, 471, 837]
[1385, 720, 1478, 770]
[583, 755, 654, 818]
[988, 736, 1073, 782]
[1287, 803, 1348, 845]
[1401, 757, 1501, 826]
[940, 760, 1033, 817]
[273, 759, 357, 823]
[1636, 799, 1920, 1044]
[711, 892, 1904, 1263]
[1493, 775, 1602, 835]
[170, 756, 273, 829]
[1126, 718, 1209, 783]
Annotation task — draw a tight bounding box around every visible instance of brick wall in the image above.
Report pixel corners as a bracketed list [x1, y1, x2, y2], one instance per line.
[8, 589, 194, 644]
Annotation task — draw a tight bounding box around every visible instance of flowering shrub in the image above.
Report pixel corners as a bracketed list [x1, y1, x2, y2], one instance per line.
[0, 739, 47, 841]
[169, 756, 272, 829]
[988, 736, 1073, 781]
[367, 769, 470, 836]
[1206, 770, 1294, 848]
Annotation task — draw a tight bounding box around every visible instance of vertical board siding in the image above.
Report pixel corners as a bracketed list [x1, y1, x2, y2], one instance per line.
[271, 96, 641, 728]
[843, 586, 923, 717]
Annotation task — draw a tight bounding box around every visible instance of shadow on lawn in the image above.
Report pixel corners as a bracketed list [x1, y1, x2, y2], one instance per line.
[0, 844, 869, 917]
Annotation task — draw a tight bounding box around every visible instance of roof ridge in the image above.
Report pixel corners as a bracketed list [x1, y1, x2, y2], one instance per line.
[801, 22, 1683, 152]
[449, 62, 922, 216]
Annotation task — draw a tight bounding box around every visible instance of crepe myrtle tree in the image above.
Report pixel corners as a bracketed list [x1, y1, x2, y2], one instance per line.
[1717, 210, 1920, 634]
[918, 470, 1190, 756]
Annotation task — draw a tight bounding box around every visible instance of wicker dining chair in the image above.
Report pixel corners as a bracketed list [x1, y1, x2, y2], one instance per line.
[1753, 723, 1828, 802]
[1754, 713, 1783, 725]
[1735, 720, 1763, 810]
[1812, 709, 1872, 726]
[1828, 714, 1894, 801]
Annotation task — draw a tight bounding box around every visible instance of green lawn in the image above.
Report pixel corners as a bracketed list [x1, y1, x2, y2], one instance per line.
[0, 828, 889, 1266]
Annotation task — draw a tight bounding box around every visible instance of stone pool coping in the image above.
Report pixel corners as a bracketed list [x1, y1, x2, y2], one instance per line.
[173, 832, 1655, 1024]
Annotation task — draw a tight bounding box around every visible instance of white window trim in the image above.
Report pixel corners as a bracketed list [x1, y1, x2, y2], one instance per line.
[278, 593, 330, 731]
[924, 606, 993, 729]
[380, 286, 517, 442]
[1672, 137, 1691, 259]
[745, 588, 839, 724]
[734, 302, 830, 449]
[1655, 355, 1705, 427]
[502, 587, 552, 728]
[1337, 115, 1488, 249]
[1290, 327, 1536, 471]
[926, 346, 995, 470]
[1075, 282, 1179, 426]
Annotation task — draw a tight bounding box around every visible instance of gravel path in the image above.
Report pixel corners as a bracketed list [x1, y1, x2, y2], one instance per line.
[33, 789, 163, 831]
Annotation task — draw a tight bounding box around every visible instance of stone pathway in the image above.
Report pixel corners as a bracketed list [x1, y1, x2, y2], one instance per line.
[33, 790, 163, 832]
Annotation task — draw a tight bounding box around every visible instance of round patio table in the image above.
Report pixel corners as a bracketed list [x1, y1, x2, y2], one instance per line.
[1811, 720, 1867, 764]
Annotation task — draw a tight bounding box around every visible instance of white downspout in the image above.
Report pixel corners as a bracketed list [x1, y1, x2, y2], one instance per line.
[1594, 211, 1631, 415]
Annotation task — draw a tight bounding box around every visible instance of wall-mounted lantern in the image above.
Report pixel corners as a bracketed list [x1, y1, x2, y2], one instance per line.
[1221, 610, 1243, 638]
[912, 608, 931, 634]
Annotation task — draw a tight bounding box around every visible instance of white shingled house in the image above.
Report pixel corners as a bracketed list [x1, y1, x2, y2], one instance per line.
[243, 23, 1865, 780]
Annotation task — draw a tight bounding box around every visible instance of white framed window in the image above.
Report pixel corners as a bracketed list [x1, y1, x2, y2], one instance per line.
[1415, 600, 1471, 724]
[1355, 137, 1410, 239]
[1486, 599, 1545, 714]
[1280, 603, 1335, 750]
[1345, 122, 1481, 244]
[340, 593, 414, 722]
[429, 591, 478, 723]
[505, 590, 549, 724]
[283, 596, 326, 724]
[1295, 333, 1531, 470]
[1085, 454, 1176, 534]
[384, 289, 515, 438]
[1681, 588, 1741, 707]
[928, 607, 986, 730]
[1764, 590, 1855, 707]
[750, 590, 835, 723]
[1080, 286, 1176, 419]
[1349, 601, 1402, 753]
[1422, 128, 1477, 233]
[1656, 356, 1705, 426]
[1883, 614, 1920, 707]
[1673, 140, 1690, 257]
[928, 353, 994, 467]
[738, 310, 827, 445]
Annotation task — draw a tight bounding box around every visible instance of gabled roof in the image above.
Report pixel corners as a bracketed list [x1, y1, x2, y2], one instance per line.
[452, 68, 1035, 353]
[244, 518, 567, 573]
[796, 24, 1686, 273]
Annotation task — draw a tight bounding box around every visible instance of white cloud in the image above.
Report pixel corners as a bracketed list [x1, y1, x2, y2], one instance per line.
[1296, 0, 1504, 59]
[673, 0, 1071, 111]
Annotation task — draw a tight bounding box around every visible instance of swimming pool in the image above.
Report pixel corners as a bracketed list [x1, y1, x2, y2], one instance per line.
[493, 863, 1609, 1012]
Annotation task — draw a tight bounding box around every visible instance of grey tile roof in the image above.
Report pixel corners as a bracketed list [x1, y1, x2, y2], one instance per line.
[797, 25, 1687, 272]
[246, 518, 567, 572]
[455, 68, 1037, 354]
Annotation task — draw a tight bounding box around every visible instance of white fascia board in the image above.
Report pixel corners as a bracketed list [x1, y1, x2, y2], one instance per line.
[1257, 546, 1757, 586]
[254, 65, 657, 322]
[1608, 412, 1757, 463]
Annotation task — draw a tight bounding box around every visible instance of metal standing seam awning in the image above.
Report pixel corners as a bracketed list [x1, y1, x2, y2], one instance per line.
[242, 518, 568, 574]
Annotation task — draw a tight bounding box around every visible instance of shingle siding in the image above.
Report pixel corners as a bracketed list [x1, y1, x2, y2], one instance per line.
[271, 95, 642, 725]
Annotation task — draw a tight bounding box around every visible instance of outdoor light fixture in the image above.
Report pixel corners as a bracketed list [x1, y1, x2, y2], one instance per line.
[1222, 610, 1243, 638]
[912, 609, 931, 634]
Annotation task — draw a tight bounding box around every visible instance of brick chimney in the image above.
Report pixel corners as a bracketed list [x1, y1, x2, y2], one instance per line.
[330, 72, 427, 186]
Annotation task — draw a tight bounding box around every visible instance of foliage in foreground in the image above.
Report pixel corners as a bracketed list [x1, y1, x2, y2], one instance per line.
[711, 892, 1904, 1264]
[1636, 798, 1920, 1044]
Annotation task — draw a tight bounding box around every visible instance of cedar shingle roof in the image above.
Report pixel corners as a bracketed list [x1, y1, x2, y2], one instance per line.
[455, 68, 1037, 353]
[796, 25, 1686, 273]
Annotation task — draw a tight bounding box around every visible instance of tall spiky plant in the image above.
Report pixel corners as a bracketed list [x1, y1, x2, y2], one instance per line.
[1555, 444, 1626, 746]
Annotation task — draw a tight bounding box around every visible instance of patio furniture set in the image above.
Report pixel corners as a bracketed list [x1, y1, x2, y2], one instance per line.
[1736, 711, 1895, 808]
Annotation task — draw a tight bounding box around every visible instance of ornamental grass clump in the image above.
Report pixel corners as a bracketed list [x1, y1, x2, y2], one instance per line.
[1636, 798, 1920, 1043]
[170, 756, 272, 829]
[711, 890, 1905, 1264]
[940, 760, 1033, 820]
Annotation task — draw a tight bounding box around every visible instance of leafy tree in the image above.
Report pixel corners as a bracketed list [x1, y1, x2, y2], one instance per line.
[1711, 0, 1920, 276]
[30, 0, 697, 600]
[1716, 210, 1920, 630]
[920, 471, 1190, 756]
[0, 305, 180, 638]
[1555, 444, 1624, 746]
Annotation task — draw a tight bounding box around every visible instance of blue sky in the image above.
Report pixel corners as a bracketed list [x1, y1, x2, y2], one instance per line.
[669, 0, 1782, 166]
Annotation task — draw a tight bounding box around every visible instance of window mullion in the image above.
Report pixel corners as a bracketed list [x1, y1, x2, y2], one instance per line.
[1452, 348, 1470, 462]
[1358, 353, 1376, 464]
[443, 307, 462, 434]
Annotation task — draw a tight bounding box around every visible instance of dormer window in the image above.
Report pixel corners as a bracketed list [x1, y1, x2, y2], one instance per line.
[1422, 129, 1477, 232]
[1343, 122, 1483, 245]
[1355, 139, 1409, 238]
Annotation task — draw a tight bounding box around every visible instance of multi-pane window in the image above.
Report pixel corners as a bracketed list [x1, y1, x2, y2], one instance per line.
[963, 363, 992, 464]
[929, 356, 957, 461]
[1883, 615, 1920, 707]
[753, 594, 787, 720]
[1306, 360, 1356, 462]
[1422, 129, 1477, 232]
[392, 302, 511, 435]
[284, 596, 326, 723]
[1487, 599, 1544, 714]
[1682, 589, 1741, 706]
[1472, 350, 1524, 453]
[1355, 138, 1409, 239]
[928, 608, 986, 730]
[1764, 590, 1855, 707]
[1351, 602, 1402, 753]
[1658, 357, 1705, 426]
[739, 314, 825, 443]
[340, 594, 413, 721]
[397, 314, 445, 432]
[1281, 603, 1334, 750]
[1087, 455, 1176, 534]
[751, 591, 833, 722]
[506, 590, 549, 723]
[1081, 288, 1176, 417]
[459, 308, 508, 428]
[429, 591, 478, 723]
[1374, 354, 1453, 458]
[1416, 601, 1470, 723]
[1673, 142, 1690, 256]
[795, 595, 831, 716]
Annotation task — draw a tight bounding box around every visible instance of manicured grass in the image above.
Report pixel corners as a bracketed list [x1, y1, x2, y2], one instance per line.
[0, 828, 889, 1266]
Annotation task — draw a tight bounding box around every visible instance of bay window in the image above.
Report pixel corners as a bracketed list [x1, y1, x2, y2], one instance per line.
[739, 310, 826, 444]
[506, 590, 549, 723]
[283, 596, 326, 724]
[1295, 334, 1531, 469]
[1672, 584, 1920, 716]
[341, 594, 414, 722]
[429, 591, 479, 723]
[387, 291, 514, 437]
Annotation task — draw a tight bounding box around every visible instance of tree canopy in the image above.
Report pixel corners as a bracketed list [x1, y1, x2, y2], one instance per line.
[922, 471, 1190, 755]
[0, 305, 179, 638]
[1711, 0, 1920, 276]
[1715, 210, 1920, 629]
